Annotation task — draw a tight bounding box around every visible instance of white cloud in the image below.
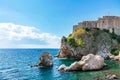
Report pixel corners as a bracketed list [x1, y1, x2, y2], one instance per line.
[0, 23, 61, 48]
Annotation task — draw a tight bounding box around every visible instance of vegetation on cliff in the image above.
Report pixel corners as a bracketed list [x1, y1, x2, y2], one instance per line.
[73, 28, 86, 37]
[57, 27, 120, 59]
[66, 28, 86, 48]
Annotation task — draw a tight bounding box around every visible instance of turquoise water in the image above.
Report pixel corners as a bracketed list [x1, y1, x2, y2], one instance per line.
[0, 49, 120, 80]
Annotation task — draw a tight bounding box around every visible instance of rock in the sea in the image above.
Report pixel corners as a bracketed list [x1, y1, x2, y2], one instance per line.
[58, 64, 67, 71]
[106, 74, 119, 80]
[58, 54, 106, 71]
[39, 52, 53, 67]
[82, 54, 105, 71]
[68, 61, 83, 71]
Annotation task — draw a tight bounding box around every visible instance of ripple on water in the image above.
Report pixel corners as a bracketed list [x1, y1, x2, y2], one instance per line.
[0, 67, 29, 80]
[0, 68, 19, 73]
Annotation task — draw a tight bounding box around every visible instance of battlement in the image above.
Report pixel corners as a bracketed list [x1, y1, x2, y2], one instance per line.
[73, 16, 120, 35]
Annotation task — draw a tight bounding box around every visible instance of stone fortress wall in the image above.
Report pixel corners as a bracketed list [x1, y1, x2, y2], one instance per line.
[73, 16, 120, 35]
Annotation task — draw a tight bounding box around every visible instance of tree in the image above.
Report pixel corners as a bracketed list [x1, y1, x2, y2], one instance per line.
[67, 37, 76, 47]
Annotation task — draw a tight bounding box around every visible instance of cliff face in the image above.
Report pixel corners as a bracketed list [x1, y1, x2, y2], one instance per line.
[57, 28, 120, 59]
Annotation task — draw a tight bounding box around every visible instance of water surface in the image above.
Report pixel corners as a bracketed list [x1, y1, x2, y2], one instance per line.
[0, 49, 120, 80]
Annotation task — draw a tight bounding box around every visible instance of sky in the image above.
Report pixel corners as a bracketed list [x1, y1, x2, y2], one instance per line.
[0, 0, 120, 48]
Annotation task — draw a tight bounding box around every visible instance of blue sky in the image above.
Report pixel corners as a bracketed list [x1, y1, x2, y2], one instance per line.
[0, 0, 120, 48]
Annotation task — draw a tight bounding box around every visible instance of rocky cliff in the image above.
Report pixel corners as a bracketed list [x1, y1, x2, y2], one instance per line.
[56, 28, 120, 59]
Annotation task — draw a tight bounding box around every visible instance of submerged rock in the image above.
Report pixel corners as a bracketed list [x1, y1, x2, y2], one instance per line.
[58, 54, 106, 71]
[39, 52, 53, 67]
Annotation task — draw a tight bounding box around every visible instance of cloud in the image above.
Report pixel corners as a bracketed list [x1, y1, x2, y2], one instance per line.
[0, 23, 61, 48]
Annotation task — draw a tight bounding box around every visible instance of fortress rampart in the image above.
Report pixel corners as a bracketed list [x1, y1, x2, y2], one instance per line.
[73, 16, 120, 35]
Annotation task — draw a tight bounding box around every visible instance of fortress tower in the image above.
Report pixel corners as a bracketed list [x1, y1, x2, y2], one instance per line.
[73, 16, 120, 35]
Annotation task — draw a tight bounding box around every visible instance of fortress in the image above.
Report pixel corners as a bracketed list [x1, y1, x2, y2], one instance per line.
[73, 16, 120, 35]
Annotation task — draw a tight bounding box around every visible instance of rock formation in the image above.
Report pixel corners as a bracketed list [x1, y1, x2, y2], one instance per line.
[106, 74, 119, 80]
[58, 64, 67, 71]
[56, 37, 75, 59]
[39, 52, 53, 67]
[57, 28, 120, 59]
[96, 42, 114, 59]
[58, 54, 106, 71]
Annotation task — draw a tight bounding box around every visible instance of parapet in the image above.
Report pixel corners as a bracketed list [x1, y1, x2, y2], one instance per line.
[73, 16, 120, 35]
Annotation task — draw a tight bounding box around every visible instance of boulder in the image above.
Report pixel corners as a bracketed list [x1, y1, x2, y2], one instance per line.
[81, 54, 105, 71]
[58, 54, 106, 71]
[106, 74, 119, 80]
[58, 64, 67, 71]
[68, 61, 84, 71]
[39, 52, 53, 67]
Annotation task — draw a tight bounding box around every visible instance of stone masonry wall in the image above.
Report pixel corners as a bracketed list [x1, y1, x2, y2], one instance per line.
[73, 16, 120, 35]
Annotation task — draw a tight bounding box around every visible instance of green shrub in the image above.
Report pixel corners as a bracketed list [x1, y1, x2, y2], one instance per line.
[67, 37, 77, 47]
[84, 28, 91, 32]
[93, 31, 99, 37]
[114, 50, 120, 55]
[111, 48, 117, 53]
[94, 28, 100, 30]
[78, 38, 84, 47]
[116, 35, 120, 43]
[110, 33, 117, 39]
[111, 48, 120, 56]
[68, 34, 72, 37]
[62, 36, 67, 42]
[103, 29, 110, 33]
[73, 28, 86, 37]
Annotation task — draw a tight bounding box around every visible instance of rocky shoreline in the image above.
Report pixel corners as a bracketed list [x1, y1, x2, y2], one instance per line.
[32, 27, 120, 79]
[58, 54, 107, 71]
[55, 27, 120, 79]
[32, 51, 120, 80]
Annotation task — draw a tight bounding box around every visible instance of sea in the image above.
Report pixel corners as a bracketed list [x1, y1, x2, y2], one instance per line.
[0, 49, 120, 80]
